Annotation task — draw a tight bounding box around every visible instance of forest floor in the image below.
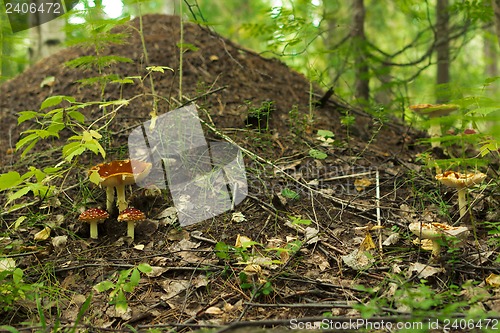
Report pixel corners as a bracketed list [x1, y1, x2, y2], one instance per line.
[1, 14, 500, 332]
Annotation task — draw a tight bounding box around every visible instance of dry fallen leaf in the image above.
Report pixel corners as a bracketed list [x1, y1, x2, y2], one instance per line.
[145, 266, 169, 277]
[304, 227, 319, 245]
[156, 207, 178, 226]
[342, 249, 374, 270]
[408, 262, 444, 278]
[235, 234, 253, 248]
[0, 258, 16, 272]
[486, 273, 500, 288]
[243, 264, 262, 275]
[382, 233, 400, 246]
[359, 233, 376, 251]
[52, 235, 68, 251]
[354, 178, 372, 191]
[34, 227, 51, 241]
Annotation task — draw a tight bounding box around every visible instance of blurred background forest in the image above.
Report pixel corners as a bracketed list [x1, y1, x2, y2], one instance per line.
[1, 0, 500, 128]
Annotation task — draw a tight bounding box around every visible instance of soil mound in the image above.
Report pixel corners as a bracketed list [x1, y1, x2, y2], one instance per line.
[0, 15, 431, 329]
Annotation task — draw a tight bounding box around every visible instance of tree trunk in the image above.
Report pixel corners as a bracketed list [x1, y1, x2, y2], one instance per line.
[484, 27, 498, 80]
[28, 0, 65, 64]
[493, 0, 500, 48]
[351, 0, 369, 103]
[436, 0, 450, 103]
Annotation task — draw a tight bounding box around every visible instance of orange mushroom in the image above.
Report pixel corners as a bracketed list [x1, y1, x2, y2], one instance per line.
[117, 207, 145, 240]
[435, 171, 486, 218]
[89, 160, 152, 212]
[409, 222, 468, 258]
[409, 103, 459, 148]
[79, 208, 109, 239]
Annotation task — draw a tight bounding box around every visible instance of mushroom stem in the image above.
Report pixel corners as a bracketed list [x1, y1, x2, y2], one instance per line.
[89, 221, 99, 239]
[127, 220, 135, 240]
[106, 186, 115, 212]
[431, 239, 441, 257]
[116, 184, 128, 212]
[457, 187, 467, 218]
[428, 119, 442, 148]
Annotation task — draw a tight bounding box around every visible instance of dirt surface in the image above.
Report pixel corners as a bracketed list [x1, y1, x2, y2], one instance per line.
[0, 14, 498, 332]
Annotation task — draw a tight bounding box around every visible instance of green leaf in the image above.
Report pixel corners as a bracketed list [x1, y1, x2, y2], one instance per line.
[7, 186, 31, 204]
[309, 149, 327, 160]
[114, 289, 128, 313]
[12, 268, 23, 285]
[40, 95, 75, 110]
[82, 131, 93, 142]
[64, 146, 86, 162]
[89, 169, 102, 185]
[289, 216, 312, 225]
[17, 111, 39, 124]
[281, 188, 299, 200]
[176, 43, 199, 52]
[89, 130, 102, 139]
[122, 282, 135, 293]
[240, 240, 262, 249]
[129, 269, 141, 287]
[0, 172, 22, 191]
[214, 242, 230, 259]
[146, 65, 174, 73]
[16, 133, 39, 151]
[68, 110, 85, 123]
[0, 325, 21, 333]
[317, 129, 335, 138]
[137, 263, 152, 273]
[11, 216, 26, 230]
[94, 280, 115, 292]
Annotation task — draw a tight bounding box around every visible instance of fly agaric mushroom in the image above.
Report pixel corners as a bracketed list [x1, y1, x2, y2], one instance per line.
[409, 222, 468, 257]
[435, 171, 486, 218]
[409, 103, 459, 148]
[117, 207, 145, 240]
[79, 208, 109, 239]
[89, 160, 152, 212]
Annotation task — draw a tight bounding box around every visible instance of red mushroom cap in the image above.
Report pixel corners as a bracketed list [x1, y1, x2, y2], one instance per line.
[89, 160, 152, 187]
[117, 207, 146, 222]
[79, 208, 109, 223]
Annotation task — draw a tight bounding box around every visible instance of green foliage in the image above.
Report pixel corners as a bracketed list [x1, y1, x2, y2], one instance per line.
[289, 216, 312, 226]
[0, 263, 40, 315]
[94, 263, 152, 313]
[309, 148, 327, 160]
[281, 188, 299, 200]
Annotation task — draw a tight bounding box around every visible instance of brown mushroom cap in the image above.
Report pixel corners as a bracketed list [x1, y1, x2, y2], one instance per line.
[78, 208, 109, 223]
[89, 160, 152, 187]
[409, 103, 459, 117]
[435, 171, 487, 189]
[117, 207, 146, 222]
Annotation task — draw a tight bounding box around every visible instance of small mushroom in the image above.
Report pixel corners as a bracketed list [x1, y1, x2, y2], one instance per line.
[435, 171, 486, 218]
[117, 207, 145, 240]
[409, 222, 469, 257]
[409, 103, 459, 148]
[89, 160, 152, 212]
[79, 208, 109, 239]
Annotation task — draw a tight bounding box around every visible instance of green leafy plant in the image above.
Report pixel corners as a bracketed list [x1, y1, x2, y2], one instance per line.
[93, 263, 152, 313]
[246, 100, 274, 132]
[0, 263, 40, 315]
[281, 188, 299, 200]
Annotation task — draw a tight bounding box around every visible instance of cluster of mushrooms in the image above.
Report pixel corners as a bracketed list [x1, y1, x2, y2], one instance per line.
[409, 171, 486, 258]
[78, 160, 152, 240]
[408, 103, 488, 259]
